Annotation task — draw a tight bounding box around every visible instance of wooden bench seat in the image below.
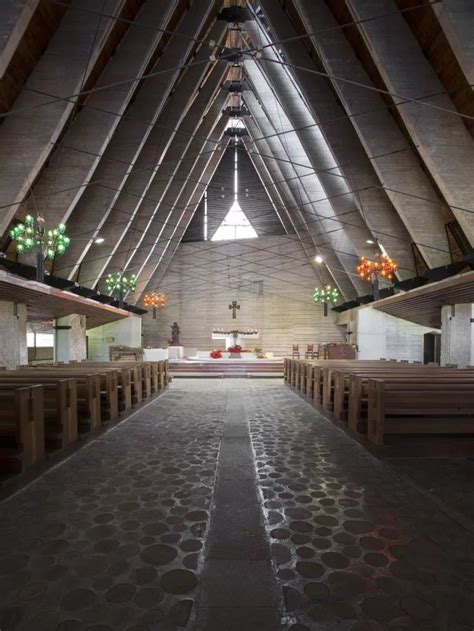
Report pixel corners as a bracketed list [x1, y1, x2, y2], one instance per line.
[0, 385, 44, 474]
[82, 359, 169, 400]
[23, 366, 118, 424]
[70, 363, 133, 412]
[17, 370, 101, 433]
[367, 379, 474, 445]
[0, 377, 77, 451]
[340, 369, 474, 432]
[323, 364, 448, 413]
[293, 360, 397, 405]
[73, 359, 168, 399]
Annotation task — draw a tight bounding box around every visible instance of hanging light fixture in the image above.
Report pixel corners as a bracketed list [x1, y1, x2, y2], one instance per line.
[106, 271, 137, 308]
[10, 214, 71, 282]
[143, 292, 166, 319]
[356, 254, 397, 300]
[313, 284, 339, 316]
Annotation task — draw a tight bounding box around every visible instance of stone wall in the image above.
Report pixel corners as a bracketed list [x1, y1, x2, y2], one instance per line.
[142, 236, 344, 356]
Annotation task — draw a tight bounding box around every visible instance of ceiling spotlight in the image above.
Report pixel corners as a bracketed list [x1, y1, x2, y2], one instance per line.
[315, 255, 323, 264]
[366, 239, 375, 244]
[94, 237, 105, 244]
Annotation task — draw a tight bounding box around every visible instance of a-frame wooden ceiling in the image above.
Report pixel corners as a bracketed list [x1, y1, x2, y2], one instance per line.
[0, 0, 472, 306]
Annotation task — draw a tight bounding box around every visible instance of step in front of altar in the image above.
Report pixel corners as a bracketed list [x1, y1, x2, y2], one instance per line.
[169, 359, 283, 378]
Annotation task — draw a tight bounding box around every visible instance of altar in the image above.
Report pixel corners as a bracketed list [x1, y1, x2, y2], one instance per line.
[212, 328, 259, 350]
[143, 346, 184, 361]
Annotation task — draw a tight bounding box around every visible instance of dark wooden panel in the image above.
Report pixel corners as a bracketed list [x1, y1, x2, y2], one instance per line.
[0, 271, 130, 328]
[373, 271, 474, 327]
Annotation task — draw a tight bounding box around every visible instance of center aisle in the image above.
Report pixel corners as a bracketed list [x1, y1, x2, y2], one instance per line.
[196, 387, 280, 629]
[1, 379, 474, 630]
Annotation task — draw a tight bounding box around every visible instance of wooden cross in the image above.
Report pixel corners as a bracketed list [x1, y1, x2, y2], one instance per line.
[229, 300, 240, 319]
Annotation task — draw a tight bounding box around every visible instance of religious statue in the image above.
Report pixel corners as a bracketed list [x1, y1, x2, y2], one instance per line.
[171, 322, 180, 345]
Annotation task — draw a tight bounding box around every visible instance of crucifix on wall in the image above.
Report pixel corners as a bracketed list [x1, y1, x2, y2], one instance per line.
[229, 300, 240, 319]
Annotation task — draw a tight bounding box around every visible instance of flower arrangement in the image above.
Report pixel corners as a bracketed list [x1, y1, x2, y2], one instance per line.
[228, 345, 242, 353]
[210, 350, 222, 359]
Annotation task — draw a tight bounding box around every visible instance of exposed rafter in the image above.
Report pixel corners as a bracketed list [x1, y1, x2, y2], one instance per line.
[0, 0, 472, 307]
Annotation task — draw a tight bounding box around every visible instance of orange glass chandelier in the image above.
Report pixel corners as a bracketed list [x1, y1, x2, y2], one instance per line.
[356, 254, 397, 299]
[144, 292, 166, 318]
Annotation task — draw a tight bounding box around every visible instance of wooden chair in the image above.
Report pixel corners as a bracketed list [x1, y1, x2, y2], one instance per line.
[305, 344, 314, 359]
[292, 344, 300, 359]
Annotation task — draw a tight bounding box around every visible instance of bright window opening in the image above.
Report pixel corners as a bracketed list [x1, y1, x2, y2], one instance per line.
[212, 201, 258, 241]
[225, 118, 245, 132]
[211, 142, 258, 241]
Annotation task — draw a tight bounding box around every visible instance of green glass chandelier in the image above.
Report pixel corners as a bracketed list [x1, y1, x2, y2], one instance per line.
[106, 271, 137, 308]
[9, 214, 70, 282]
[313, 284, 339, 316]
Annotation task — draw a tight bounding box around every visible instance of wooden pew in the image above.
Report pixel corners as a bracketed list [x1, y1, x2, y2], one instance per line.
[66, 358, 168, 402]
[158, 361, 166, 389]
[320, 361, 432, 413]
[25, 366, 117, 423]
[73, 362, 147, 405]
[0, 377, 77, 450]
[18, 369, 101, 433]
[295, 360, 396, 407]
[344, 369, 474, 433]
[0, 385, 44, 473]
[367, 379, 474, 445]
[61, 363, 133, 412]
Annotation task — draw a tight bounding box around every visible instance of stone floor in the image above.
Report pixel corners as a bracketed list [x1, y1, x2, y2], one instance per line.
[1, 379, 474, 630]
[388, 457, 474, 528]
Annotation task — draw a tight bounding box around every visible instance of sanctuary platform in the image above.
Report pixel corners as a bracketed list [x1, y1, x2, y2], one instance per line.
[169, 357, 284, 378]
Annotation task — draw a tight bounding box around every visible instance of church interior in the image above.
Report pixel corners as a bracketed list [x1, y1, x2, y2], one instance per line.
[0, 0, 474, 629]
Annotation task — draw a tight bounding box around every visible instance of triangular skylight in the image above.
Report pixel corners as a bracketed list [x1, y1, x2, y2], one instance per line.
[212, 200, 258, 241]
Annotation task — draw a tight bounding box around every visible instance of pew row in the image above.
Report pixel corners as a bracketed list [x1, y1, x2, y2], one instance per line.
[0, 378, 77, 449]
[0, 360, 168, 479]
[368, 380, 474, 445]
[285, 358, 474, 447]
[0, 385, 44, 473]
[15, 370, 101, 433]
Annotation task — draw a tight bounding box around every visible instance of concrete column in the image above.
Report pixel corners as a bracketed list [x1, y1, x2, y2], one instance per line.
[245, 23, 376, 262]
[136, 124, 228, 300]
[293, 0, 451, 268]
[54, 0, 215, 283]
[346, 0, 474, 246]
[87, 315, 142, 361]
[0, 301, 27, 369]
[243, 122, 332, 291]
[0, 0, 123, 235]
[255, 0, 416, 276]
[441, 304, 474, 368]
[435, 0, 474, 87]
[0, 0, 38, 79]
[244, 90, 362, 299]
[20, 0, 178, 231]
[55, 314, 87, 363]
[103, 60, 229, 284]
